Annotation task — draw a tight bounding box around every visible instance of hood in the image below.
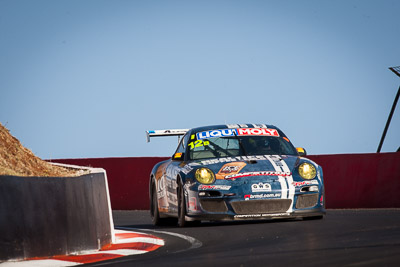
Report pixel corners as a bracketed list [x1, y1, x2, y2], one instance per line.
[188, 155, 305, 180]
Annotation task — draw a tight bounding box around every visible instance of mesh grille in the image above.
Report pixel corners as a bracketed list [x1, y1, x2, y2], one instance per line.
[231, 199, 292, 215]
[200, 199, 228, 212]
[296, 194, 319, 209]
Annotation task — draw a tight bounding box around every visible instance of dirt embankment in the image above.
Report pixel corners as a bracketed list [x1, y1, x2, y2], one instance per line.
[0, 122, 82, 177]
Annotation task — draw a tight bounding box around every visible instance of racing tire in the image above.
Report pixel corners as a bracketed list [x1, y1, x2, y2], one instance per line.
[177, 183, 187, 227]
[150, 180, 164, 226]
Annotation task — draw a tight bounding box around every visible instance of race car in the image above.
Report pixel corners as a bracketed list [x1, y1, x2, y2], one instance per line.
[146, 124, 325, 227]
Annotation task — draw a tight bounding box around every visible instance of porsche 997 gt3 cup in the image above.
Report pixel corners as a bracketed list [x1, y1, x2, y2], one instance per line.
[146, 124, 325, 227]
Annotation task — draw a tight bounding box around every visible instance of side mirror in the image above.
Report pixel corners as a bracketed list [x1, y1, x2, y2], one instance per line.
[172, 152, 184, 161]
[296, 147, 307, 156]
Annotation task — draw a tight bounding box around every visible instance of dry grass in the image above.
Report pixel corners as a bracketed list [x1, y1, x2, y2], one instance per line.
[0, 122, 82, 177]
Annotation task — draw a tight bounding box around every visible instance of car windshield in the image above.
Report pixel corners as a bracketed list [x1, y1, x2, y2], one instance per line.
[188, 135, 298, 160]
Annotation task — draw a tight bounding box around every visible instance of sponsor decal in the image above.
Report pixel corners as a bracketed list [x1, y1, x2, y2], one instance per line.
[196, 128, 279, 140]
[188, 139, 210, 150]
[251, 183, 271, 192]
[157, 178, 165, 196]
[225, 171, 291, 180]
[197, 129, 236, 139]
[292, 180, 319, 187]
[221, 165, 241, 173]
[244, 193, 281, 200]
[201, 155, 274, 165]
[216, 162, 247, 179]
[165, 164, 179, 181]
[198, 185, 232, 190]
[181, 164, 193, 175]
[237, 128, 279, 137]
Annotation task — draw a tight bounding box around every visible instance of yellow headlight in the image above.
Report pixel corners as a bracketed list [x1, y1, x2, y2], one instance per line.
[298, 163, 316, 180]
[195, 168, 215, 184]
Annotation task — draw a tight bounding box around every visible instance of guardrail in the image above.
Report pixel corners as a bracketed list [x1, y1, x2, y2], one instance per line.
[0, 169, 114, 261]
[52, 152, 400, 210]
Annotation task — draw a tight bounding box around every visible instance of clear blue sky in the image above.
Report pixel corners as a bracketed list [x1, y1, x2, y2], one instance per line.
[1, 0, 399, 159]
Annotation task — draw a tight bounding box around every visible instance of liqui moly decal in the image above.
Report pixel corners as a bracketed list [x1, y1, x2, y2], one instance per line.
[196, 128, 279, 140]
[196, 129, 236, 139]
[237, 128, 279, 137]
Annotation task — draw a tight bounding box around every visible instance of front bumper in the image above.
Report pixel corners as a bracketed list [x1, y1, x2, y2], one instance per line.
[185, 187, 325, 221]
[186, 205, 326, 221]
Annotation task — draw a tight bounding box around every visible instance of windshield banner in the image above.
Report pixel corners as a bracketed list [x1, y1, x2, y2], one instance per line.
[196, 128, 279, 140]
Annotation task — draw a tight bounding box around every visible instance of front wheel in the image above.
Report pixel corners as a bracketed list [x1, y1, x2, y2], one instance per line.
[177, 183, 187, 227]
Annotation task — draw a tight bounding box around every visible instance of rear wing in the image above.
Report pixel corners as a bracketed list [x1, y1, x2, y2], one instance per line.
[146, 129, 189, 142]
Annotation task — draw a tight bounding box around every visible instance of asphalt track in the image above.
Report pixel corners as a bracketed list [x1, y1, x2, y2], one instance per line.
[85, 209, 400, 267]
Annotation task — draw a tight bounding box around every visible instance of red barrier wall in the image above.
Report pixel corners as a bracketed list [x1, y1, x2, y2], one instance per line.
[52, 157, 169, 210]
[52, 153, 400, 210]
[308, 153, 400, 209]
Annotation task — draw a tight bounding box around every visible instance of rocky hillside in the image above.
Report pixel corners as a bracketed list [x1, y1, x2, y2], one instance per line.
[0, 122, 82, 177]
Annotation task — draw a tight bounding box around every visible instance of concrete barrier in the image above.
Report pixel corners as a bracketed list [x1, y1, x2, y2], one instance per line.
[0, 170, 114, 261]
[52, 153, 400, 210]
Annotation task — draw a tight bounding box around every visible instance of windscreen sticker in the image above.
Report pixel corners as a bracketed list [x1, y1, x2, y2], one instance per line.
[196, 129, 236, 139]
[188, 140, 209, 150]
[196, 128, 279, 140]
[237, 128, 279, 137]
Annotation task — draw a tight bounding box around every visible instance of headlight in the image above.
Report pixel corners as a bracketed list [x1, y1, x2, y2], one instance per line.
[298, 163, 316, 180]
[195, 168, 215, 184]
